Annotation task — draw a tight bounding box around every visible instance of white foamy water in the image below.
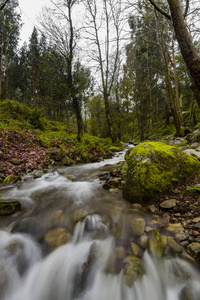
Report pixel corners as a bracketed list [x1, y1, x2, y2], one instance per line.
[0, 147, 200, 300]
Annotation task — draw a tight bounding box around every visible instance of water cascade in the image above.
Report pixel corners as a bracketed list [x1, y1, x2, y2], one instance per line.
[0, 149, 200, 300]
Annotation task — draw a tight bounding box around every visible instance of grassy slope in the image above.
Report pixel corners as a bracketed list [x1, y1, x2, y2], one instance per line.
[0, 100, 123, 177]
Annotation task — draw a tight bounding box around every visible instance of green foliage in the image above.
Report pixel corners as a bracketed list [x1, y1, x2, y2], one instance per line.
[0, 99, 45, 130]
[186, 185, 200, 193]
[123, 142, 200, 203]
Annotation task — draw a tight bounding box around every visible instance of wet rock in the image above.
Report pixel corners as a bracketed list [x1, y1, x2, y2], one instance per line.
[32, 169, 44, 178]
[175, 230, 189, 242]
[130, 242, 140, 256]
[166, 258, 193, 280]
[103, 178, 121, 190]
[12, 217, 41, 236]
[116, 246, 126, 259]
[179, 286, 192, 300]
[10, 158, 21, 165]
[148, 230, 167, 257]
[159, 199, 176, 209]
[5, 240, 24, 254]
[193, 223, 200, 229]
[3, 175, 21, 184]
[68, 209, 88, 228]
[167, 236, 183, 254]
[131, 203, 142, 209]
[0, 200, 21, 215]
[193, 217, 200, 223]
[146, 205, 157, 213]
[63, 174, 76, 181]
[180, 252, 196, 265]
[166, 223, 184, 235]
[190, 143, 199, 149]
[184, 149, 200, 160]
[44, 227, 71, 250]
[123, 256, 143, 287]
[138, 234, 148, 249]
[186, 242, 200, 260]
[130, 217, 145, 236]
[62, 157, 74, 166]
[44, 210, 65, 227]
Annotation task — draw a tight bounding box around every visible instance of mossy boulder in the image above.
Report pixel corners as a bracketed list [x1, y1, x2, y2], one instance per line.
[3, 175, 21, 184]
[123, 142, 200, 204]
[0, 200, 21, 215]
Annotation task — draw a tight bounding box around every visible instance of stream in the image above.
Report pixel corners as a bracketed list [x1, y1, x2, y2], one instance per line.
[0, 149, 200, 300]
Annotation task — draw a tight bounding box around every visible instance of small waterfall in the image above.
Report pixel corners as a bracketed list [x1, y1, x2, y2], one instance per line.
[0, 148, 200, 300]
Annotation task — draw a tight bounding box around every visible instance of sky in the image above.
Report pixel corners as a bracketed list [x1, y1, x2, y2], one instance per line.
[18, 0, 51, 45]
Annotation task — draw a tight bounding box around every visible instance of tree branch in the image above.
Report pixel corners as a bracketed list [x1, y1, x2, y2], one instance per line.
[0, 0, 9, 10]
[147, 0, 171, 20]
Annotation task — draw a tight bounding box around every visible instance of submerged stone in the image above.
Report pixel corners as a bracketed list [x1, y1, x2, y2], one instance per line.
[44, 227, 71, 250]
[123, 256, 143, 287]
[123, 142, 200, 204]
[0, 200, 21, 215]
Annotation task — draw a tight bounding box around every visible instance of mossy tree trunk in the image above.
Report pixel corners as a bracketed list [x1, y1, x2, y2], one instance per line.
[155, 11, 184, 136]
[148, 0, 200, 109]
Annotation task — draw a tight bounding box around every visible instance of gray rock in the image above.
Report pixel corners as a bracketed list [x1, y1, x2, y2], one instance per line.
[10, 158, 21, 165]
[159, 199, 176, 209]
[3, 175, 20, 184]
[183, 149, 200, 160]
[130, 217, 145, 236]
[123, 256, 143, 287]
[186, 242, 200, 260]
[44, 227, 71, 250]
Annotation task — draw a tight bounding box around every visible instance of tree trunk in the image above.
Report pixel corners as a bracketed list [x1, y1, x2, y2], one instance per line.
[73, 96, 83, 142]
[104, 92, 113, 141]
[0, 36, 3, 99]
[167, 0, 200, 107]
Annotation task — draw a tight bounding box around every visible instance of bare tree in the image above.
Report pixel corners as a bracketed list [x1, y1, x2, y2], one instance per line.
[40, 0, 84, 141]
[83, 0, 126, 141]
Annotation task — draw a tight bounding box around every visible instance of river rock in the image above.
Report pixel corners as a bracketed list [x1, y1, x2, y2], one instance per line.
[138, 234, 149, 249]
[148, 230, 167, 257]
[130, 217, 145, 236]
[3, 175, 21, 184]
[0, 200, 21, 215]
[68, 209, 88, 228]
[186, 242, 200, 260]
[167, 236, 183, 254]
[116, 246, 126, 259]
[123, 142, 200, 204]
[130, 242, 140, 256]
[44, 227, 71, 250]
[183, 149, 200, 160]
[193, 217, 200, 223]
[10, 158, 21, 165]
[63, 174, 76, 181]
[44, 210, 65, 227]
[103, 178, 121, 190]
[32, 169, 44, 178]
[159, 199, 176, 209]
[123, 256, 143, 287]
[166, 223, 184, 235]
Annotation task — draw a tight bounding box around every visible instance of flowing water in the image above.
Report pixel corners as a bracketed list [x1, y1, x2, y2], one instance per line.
[0, 149, 200, 300]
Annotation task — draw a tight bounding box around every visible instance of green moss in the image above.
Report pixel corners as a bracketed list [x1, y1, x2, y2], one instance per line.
[123, 142, 200, 204]
[0, 201, 21, 215]
[108, 146, 121, 152]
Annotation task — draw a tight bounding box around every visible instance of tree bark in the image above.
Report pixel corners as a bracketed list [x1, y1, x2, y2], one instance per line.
[167, 0, 200, 108]
[148, 0, 200, 108]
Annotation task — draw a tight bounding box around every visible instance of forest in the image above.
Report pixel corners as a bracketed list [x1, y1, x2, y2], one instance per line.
[0, 0, 200, 143]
